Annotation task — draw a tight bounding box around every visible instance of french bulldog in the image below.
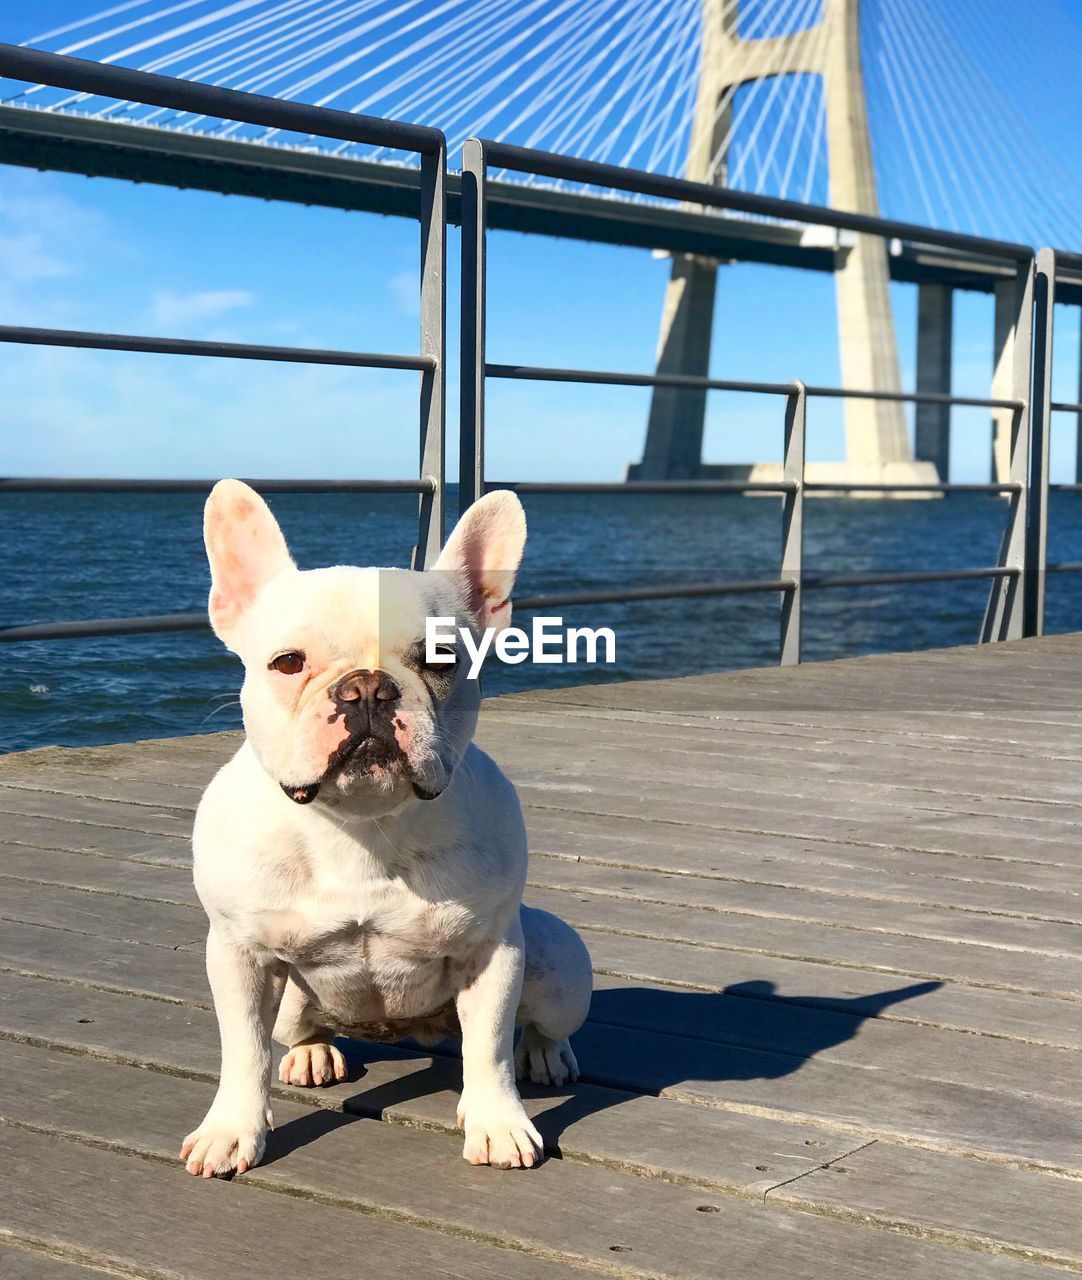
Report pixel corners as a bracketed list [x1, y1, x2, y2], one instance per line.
[180, 480, 592, 1177]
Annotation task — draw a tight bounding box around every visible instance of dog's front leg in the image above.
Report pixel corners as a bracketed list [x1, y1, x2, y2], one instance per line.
[455, 919, 544, 1169]
[181, 926, 285, 1178]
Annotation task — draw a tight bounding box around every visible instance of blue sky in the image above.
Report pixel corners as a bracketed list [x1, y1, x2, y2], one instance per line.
[2, 0, 1082, 483]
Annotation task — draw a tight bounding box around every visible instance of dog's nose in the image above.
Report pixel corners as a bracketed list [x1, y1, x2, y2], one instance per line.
[332, 668, 400, 706]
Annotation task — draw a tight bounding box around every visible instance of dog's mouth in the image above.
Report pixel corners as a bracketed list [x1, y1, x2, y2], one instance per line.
[280, 732, 418, 806]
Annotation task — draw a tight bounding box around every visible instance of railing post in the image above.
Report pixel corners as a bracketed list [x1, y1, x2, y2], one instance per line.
[981, 257, 1033, 643]
[779, 381, 805, 665]
[459, 137, 487, 515]
[1024, 249, 1055, 637]
[414, 136, 446, 568]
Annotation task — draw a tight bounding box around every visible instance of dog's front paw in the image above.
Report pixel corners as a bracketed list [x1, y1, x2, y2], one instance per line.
[180, 1108, 269, 1178]
[456, 1091, 544, 1169]
[279, 1041, 348, 1087]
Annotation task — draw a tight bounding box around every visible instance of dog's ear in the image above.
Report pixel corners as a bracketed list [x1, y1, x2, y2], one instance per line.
[204, 479, 294, 651]
[433, 491, 526, 634]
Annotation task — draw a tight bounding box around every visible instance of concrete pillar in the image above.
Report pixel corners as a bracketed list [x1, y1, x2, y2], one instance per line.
[633, 256, 718, 479]
[635, 0, 915, 483]
[632, 0, 732, 481]
[822, 0, 907, 467]
[991, 273, 1029, 482]
[914, 283, 953, 480]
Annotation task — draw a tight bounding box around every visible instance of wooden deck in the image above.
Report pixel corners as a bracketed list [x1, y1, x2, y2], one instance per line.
[1, 636, 1080, 1279]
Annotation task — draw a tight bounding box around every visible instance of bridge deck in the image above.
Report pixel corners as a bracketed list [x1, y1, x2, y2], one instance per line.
[0, 636, 1080, 1279]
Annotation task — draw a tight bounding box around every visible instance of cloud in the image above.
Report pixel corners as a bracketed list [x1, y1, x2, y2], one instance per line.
[0, 171, 107, 316]
[0, 341, 420, 480]
[150, 289, 254, 329]
[388, 269, 420, 318]
[0, 231, 70, 285]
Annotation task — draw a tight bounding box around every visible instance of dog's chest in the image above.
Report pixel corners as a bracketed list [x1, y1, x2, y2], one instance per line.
[258, 878, 476, 973]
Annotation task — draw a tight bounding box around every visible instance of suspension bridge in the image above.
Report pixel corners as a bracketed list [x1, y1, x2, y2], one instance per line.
[2, 0, 1082, 486]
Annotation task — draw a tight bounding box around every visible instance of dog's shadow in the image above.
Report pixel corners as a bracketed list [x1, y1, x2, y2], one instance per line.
[263, 977, 941, 1165]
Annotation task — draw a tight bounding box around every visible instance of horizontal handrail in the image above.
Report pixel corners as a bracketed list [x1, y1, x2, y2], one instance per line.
[491, 480, 1019, 495]
[0, 325, 434, 372]
[484, 362, 1022, 410]
[1051, 401, 1082, 414]
[803, 385, 1023, 410]
[806, 566, 1017, 590]
[478, 141, 1034, 262]
[805, 482, 1022, 494]
[0, 614, 209, 642]
[1047, 562, 1082, 573]
[0, 44, 443, 154]
[1051, 249, 1082, 273]
[492, 480, 797, 494]
[0, 563, 1020, 642]
[0, 478, 435, 493]
[515, 579, 797, 609]
[486, 364, 795, 396]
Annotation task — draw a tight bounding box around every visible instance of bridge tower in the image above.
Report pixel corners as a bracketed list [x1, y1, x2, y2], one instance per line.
[629, 0, 938, 491]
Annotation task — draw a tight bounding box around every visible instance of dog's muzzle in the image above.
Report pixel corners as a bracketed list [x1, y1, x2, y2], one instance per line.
[280, 668, 412, 805]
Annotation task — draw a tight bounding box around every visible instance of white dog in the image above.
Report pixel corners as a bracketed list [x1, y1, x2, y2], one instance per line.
[180, 481, 592, 1178]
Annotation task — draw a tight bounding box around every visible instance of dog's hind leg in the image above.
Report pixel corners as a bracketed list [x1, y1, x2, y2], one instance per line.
[515, 906, 592, 1088]
[272, 974, 347, 1088]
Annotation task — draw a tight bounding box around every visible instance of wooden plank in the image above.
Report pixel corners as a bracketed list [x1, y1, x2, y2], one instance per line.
[521, 813, 1082, 923]
[8, 788, 1079, 929]
[768, 1141, 1082, 1269]
[7, 834, 1074, 973]
[0, 1243, 119, 1280]
[0, 843, 197, 905]
[565, 1020, 1082, 1173]
[0, 1124, 597, 1280]
[499, 670, 1082, 758]
[580, 923, 1082, 1049]
[2, 813, 190, 863]
[0, 880, 202, 949]
[481, 700, 1082, 792]
[0, 770, 205, 808]
[581, 975, 1082, 1106]
[0, 1039, 847, 1274]
[7, 855, 1078, 1053]
[1, 1040, 1073, 1279]
[526, 855, 1082, 953]
[0, 970, 860, 1195]
[478, 718, 1082, 828]
[1, 639, 1080, 1277]
[516, 784, 1082, 867]
[23, 738, 1082, 843]
[499, 699, 1082, 773]
[8, 900, 1075, 1110]
[0, 753, 218, 788]
[0, 788, 192, 837]
[0, 918, 210, 1005]
[518, 698, 1082, 757]
[0, 948, 1076, 1174]
[522, 883, 1082, 998]
[7, 1120, 1065, 1280]
[20, 721, 1082, 821]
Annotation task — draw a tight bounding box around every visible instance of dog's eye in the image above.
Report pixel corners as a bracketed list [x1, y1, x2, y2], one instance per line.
[269, 651, 306, 675]
[423, 647, 457, 671]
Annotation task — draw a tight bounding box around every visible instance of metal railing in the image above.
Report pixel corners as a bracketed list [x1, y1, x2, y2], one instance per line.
[0, 43, 446, 644]
[0, 52, 1071, 666]
[459, 139, 1035, 664]
[1027, 247, 1082, 636]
